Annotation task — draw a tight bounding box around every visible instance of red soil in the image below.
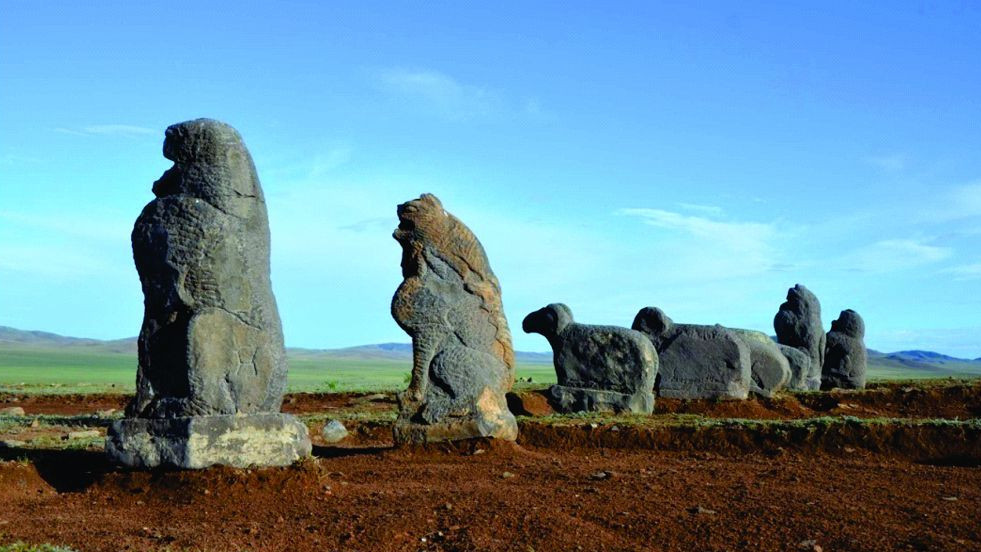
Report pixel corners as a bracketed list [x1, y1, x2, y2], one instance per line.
[4, 380, 978, 419]
[1, 383, 980, 551]
[1, 442, 979, 552]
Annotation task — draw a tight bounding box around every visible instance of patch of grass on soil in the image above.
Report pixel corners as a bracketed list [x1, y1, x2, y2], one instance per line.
[0, 543, 78, 552]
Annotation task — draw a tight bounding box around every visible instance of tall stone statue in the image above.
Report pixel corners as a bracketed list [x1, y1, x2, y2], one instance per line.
[391, 194, 518, 443]
[106, 119, 311, 468]
[774, 284, 825, 390]
[822, 309, 868, 390]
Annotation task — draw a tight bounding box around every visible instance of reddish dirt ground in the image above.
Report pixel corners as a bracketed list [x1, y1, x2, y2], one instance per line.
[4, 380, 979, 419]
[2, 383, 979, 551]
[508, 380, 981, 420]
[1, 443, 979, 552]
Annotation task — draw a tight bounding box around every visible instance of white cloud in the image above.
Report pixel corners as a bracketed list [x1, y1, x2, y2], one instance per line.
[917, 181, 981, 223]
[0, 244, 120, 279]
[948, 182, 981, 219]
[374, 68, 504, 121]
[941, 262, 981, 281]
[676, 202, 723, 215]
[309, 146, 353, 177]
[618, 208, 777, 261]
[54, 124, 155, 137]
[865, 154, 906, 171]
[0, 209, 132, 243]
[0, 153, 41, 166]
[845, 238, 952, 272]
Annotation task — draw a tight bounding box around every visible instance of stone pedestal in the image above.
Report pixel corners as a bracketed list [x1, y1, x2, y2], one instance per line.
[106, 413, 311, 469]
[393, 406, 518, 445]
[548, 385, 655, 414]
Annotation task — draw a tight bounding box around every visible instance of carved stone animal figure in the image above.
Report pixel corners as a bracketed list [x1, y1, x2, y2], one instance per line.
[391, 193, 517, 443]
[106, 119, 310, 469]
[822, 309, 868, 390]
[632, 307, 751, 400]
[729, 329, 792, 398]
[523, 303, 657, 414]
[778, 344, 812, 390]
[774, 284, 825, 390]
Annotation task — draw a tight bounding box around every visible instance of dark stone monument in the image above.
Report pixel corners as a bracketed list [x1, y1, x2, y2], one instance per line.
[632, 307, 750, 400]
[822, 309, 868, 390]
[774, 284, 825, 390]
[106, 119, 311, 468]
[778, 344, 813, 391]
[391, 194, 518, 443]
[729, 329, 792, 398]
[523, 303, 657, 413]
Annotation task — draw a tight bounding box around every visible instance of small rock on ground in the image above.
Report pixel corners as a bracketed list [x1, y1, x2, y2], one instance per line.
[0, 407, 26, 416]
[321, 420, 349, 443]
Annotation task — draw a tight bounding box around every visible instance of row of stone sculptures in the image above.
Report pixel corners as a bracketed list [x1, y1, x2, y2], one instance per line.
[105, 119, 867, 470]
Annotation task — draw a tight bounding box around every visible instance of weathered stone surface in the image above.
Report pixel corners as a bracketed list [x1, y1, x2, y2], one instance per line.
[321, 420, 349, 443]
[822, 310, 868, 390]
[106, 414, 311, 469]
[778, 344, 815, 390]
[391, 194, 517, 443]
[730, 329, 792, 397]
[523, 304, 657, 414]
[0, 406, 26, 416]
[632, 307, 750, 400]
[774, 284, 825, 389]
[108, 119, 310, 468]
[505, 390, 556, 417]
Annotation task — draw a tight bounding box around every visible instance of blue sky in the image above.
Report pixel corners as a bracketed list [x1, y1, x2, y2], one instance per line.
[1, 2, 980, 356]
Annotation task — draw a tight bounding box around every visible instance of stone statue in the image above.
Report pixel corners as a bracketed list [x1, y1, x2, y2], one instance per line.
[774, 284, 825, 390]
[523, 303, 657, 413]
[632, 307, 751, 400]
[391, 194, 517, 443]
[106, 119, 311, 468]
[822, 309, 868, 389]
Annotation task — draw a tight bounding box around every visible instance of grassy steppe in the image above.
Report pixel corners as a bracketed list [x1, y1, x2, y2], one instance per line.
[0, 345, 559, 394]
[1, 344, 978, 394]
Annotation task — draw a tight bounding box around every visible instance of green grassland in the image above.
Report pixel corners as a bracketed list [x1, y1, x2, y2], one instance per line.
[0, 345, 559, 394]
[0, 343, 977, 395]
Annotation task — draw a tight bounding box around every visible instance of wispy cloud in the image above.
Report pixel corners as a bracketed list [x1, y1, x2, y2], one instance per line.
[338, 217, 391, 232]
[845, 238, 952, 272]
[676, 202, 723, 215]
[917, 181, 981, 223]
[618, 208, 776, 256]
[0, 153, 41, 166]
[615, 207, 787, 286]
[309, 146, 353, 177]
[865, 154, 906, 171]
[947, 181, 981, 219]
[941, 262, 981, 281]
[374, 68, 505, 121]
[54, 124, 156, 137]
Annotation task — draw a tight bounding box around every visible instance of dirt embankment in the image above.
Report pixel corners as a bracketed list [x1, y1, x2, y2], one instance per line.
[4, 380, 979, 419]
[508, 380, 981, 420]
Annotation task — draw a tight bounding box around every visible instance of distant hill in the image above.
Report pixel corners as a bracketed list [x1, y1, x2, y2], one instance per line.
[289, 341, 552, 364]
[0, 326, 552, 364]
[0, 325, 137, 354]
[0, 325, 977, 374]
